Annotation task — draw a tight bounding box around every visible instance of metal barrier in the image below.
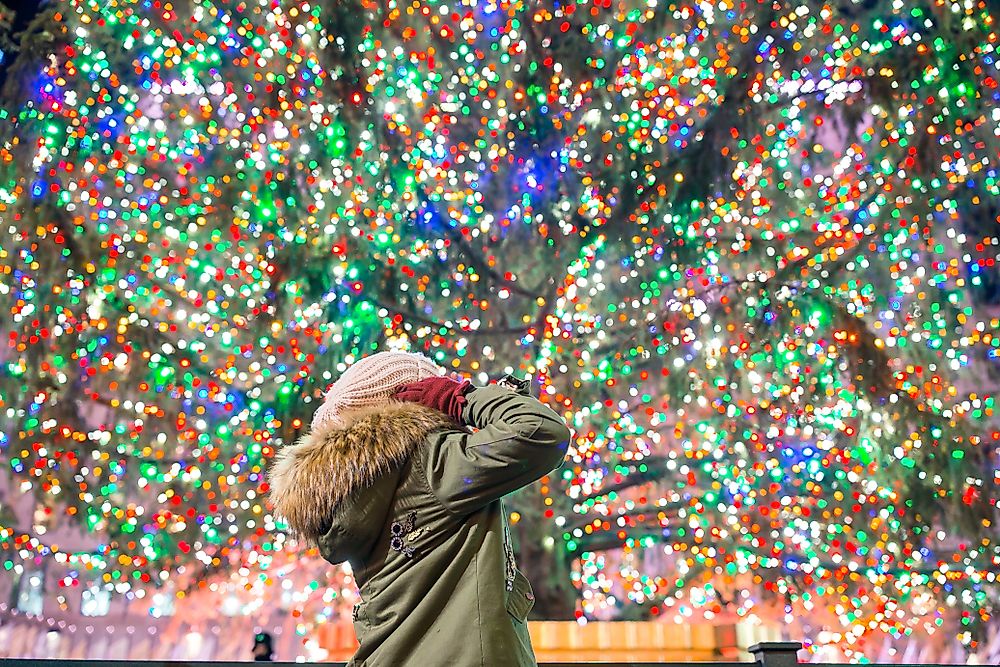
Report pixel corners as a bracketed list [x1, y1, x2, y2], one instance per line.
[0, 642, 967, 666]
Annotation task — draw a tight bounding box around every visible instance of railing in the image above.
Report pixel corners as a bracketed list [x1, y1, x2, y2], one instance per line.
[0, 641, 963, 666]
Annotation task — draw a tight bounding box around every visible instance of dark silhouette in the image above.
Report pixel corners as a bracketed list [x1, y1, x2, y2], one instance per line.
[251, 632, 273, 662]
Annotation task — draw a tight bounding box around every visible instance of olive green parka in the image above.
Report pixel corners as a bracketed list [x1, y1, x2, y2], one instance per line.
[269, 384, 572, 666]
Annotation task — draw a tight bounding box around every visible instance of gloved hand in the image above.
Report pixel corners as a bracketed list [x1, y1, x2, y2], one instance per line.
[394, 376, 473, 423]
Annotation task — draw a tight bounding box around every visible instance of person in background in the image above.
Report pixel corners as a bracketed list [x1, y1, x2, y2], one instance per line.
[269, 351, 571, 666]
[252, 632, 273, 661]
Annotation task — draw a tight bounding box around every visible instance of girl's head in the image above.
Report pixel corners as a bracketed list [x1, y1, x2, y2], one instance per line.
[310, 351, 445, 430]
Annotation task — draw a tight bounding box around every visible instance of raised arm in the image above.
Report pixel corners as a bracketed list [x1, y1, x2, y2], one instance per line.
[400, 381, 571, 515]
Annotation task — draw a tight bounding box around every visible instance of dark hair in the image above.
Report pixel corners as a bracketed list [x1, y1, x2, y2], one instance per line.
[252, 632, 273, 661]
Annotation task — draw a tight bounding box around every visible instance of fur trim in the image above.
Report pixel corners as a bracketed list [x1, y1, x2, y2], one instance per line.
[267, 402, 454, 540]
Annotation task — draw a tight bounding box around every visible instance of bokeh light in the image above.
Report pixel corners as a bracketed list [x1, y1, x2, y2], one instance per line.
[1, 0, 998, 659]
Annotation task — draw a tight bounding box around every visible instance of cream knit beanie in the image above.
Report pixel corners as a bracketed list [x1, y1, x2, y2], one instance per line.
[310, 351, 445, 431]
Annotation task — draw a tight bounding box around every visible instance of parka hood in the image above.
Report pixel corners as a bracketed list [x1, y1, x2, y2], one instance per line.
[267, 401, 454, 560]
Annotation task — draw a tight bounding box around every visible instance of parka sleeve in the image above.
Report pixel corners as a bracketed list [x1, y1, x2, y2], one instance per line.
[418, 384, 571, 516]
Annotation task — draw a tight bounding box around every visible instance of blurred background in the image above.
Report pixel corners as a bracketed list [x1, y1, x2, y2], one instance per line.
[0, 0, 998, 661]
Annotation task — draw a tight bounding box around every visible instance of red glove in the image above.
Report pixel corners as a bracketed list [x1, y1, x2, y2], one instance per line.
[394, 376, 472, 423]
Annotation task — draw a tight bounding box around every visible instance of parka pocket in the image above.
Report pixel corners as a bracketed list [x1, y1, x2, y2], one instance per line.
[505, 569, 536, 623]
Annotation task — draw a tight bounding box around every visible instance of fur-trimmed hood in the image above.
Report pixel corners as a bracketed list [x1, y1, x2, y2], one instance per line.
[268, 401, 455, 543]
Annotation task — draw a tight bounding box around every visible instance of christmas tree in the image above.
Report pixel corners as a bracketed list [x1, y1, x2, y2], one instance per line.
[0, 0, 998, 659]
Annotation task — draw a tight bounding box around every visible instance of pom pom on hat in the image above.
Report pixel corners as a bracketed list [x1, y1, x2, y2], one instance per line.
[310, 351, 445, 431]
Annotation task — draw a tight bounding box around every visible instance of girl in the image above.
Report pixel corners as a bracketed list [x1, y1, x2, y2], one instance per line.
[269, 351, 571, 666]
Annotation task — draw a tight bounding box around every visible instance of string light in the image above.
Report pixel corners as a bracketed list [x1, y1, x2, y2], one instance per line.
[0, 0, 997, 659]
